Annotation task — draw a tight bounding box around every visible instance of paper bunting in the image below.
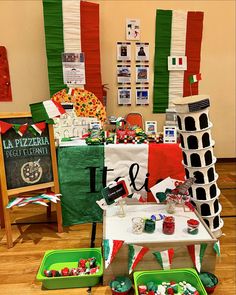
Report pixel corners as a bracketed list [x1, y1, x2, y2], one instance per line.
[6, 193, 61, 209]
[189, 73, 202, 84]
[128, 244, 149, 274]
[30, 100, 65, 123]
[187, 244, 207, 273]
[103, 239, 124, 269]
[13, 123, 28, 137]
[153, 248, 174, 270]
[0, 121, 12, 134]
[28, 122, 47, 136]
[213, 240, 221, 257]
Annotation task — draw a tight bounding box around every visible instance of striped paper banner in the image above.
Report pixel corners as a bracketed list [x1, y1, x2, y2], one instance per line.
[43, 0, 103, 102]
[153, 9, 204, 113]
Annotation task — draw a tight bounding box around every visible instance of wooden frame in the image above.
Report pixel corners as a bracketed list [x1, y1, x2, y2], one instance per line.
[0, 112, 63, 248]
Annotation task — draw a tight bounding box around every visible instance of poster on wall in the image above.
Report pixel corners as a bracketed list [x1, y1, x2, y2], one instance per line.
[136, 87, 149, 105]
[62, 52, 85, 85]
[135, 43, 149, 62]
[117, 65, 131, 84]
[117, 42, 131, 62]
[117, 87, 132, 105]
[126, 18, 140, 40]
[145, 121, 157, 135]
[136, 65, 149, 83]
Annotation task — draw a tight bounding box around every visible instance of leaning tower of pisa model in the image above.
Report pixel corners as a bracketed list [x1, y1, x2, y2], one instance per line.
[173, 95, 223, 238]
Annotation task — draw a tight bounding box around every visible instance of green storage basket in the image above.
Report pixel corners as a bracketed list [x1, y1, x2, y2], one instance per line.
[134, 268, 207, 295]
[36, 248, 103, 290]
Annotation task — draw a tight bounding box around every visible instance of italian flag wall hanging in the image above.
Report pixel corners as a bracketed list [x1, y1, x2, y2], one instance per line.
[103, 239, 124, 269]
[42, 0, 103, 103]
[153, 248, 175, 270]
[128, 244, 149, 274]
[153, 9, 204, 113]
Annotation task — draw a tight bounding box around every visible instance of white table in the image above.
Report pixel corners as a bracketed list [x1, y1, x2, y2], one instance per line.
[103, 204, 217, 284]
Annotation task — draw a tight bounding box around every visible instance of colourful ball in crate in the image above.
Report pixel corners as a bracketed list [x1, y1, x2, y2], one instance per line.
[43, 270, 52, 277]
[147, 281, 157, 292]
[61, 267, 70, 276]
[89, 257, 97, 268]
[90, 267, 98, 274]
[85, 260, 90, 269]
[138, 285, 147, 294]
[78, 259, 87, 268]
[167, 287, 174, 295]
[70, 268, 78, 276]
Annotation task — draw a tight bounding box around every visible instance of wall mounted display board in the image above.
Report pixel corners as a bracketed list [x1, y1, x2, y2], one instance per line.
[0, 113, 63, 248]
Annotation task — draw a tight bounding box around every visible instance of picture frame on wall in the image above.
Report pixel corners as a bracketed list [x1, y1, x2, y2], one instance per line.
[117, 87, 131, 105]
[136, 88, 149, 105]
[126, 18, 140, 41]
[136, 65, 149, 83]
[145, 121, 157, 135]
[135, 42, 149, 62]
[163, 126, 177, 143]
[117, 65, 131, 84]
[117, 42, 131, 62]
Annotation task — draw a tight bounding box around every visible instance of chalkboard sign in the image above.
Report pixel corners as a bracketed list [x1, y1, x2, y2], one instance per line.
[1, 117, 53, 189]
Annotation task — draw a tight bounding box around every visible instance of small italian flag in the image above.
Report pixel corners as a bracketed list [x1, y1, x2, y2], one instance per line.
[128, 244, 149, 274]
[153, 248, 174, 270]
[187, 243, 207, 273]
[30, 100, 65, 123]
[103, 239, 124, 269]
[13, 123, 28, 136]
[189, 73, 202, 84]
[213, 240, 221, 257]
[0, 121, 12, 134]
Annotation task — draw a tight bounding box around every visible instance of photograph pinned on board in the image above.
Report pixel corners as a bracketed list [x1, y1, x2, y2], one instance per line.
[90, 121, 101, 130]
[135, 43, 149, 62]
[117, 42, 131, 61]
[163, 126, 177, 143]
[145, 121, 157, 135]
[126, 18, 140, 40]
[117, 88, 131, 105]
[117, 65, 131, 84]
[136, 88, 149, 105]
[136, 65, 149, 83]
[62, 52, 85, 85]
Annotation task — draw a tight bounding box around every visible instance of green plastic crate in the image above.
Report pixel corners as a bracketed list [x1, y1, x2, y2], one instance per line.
[133, 268, 207, 295]
[36, 248, 103, 290]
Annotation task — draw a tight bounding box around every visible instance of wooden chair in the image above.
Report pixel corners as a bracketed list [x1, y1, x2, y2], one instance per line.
[125, 112, 144, 129]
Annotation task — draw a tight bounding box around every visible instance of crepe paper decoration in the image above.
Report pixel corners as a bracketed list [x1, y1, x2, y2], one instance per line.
[0, 121, 13, 134]
[0, 46, 12, 102]
[6, 193, 61, 209]
[213, 240, 221, 257]
[128, 244, 149, 274]
[183, 12, 204, 97]
[189, 73, 202, 84]
[13, 123, 28, 137]
[153, 248, 174, 270]
[187, 243, 207, 273]
[153, 10, 204, 113]
[103, 239, 124, 269]
[30, 100, 65, 123]
[43, 0, 103, 103]
[51, 88, 106, 122]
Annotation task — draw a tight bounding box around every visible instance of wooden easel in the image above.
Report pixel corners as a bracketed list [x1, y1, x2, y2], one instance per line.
[0, 112, 63, 248]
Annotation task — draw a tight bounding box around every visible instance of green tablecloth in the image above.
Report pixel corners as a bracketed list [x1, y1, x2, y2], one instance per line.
[58, 145, 104, 226]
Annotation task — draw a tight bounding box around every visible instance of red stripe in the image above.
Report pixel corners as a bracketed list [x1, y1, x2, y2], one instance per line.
[132, 247, 149, 271]
[183, 12, 204, 96]
[80, 1, 103, 104]
[147, 144, 185, 202]
[168, 248, 175, 264]
[52, 100, 66, 115]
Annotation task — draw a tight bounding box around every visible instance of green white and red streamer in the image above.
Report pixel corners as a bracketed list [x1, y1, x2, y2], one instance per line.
[103, 239, 124, 269]
[153, 248, 174, 270]
[0, 121, 46, 136]
[153, 9, 204, 113]
[213, 240, 220, 257]
[43, 0, 103, 103]
[187, 243, 207, 273]
[128, 244, 149, 274]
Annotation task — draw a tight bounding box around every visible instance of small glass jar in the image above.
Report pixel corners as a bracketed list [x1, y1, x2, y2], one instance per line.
[166, 198, 176, 214]
[132, 217, 144, 234]
[187, 219, 199, 234]
[144, 219, 156, 233]
[162, 216, 175, 235]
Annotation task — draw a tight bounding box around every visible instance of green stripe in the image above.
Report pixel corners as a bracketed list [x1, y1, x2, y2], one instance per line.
[43, 0, 66, 96]
[153, 251, 163, 268]
[128, 245, 135, 271]
[103, 239, 110, 261]
[153, 10, 172, 113]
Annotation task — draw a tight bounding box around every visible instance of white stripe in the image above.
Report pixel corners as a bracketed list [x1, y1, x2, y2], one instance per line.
[161, 250, 171, 270]
[62, 0, 84, 89]
[43, 101, 61, 118]
[168, 10, 187, 110]
[63, 0, 82, 52]
[105, 239, 114, 268]
[104, 145, 148, 198]
[195, 244, 201, 272]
